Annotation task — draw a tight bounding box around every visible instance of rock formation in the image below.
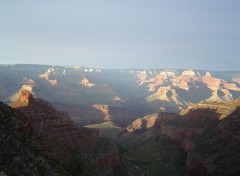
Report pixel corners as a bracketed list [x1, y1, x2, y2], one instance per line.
[205, 88, 233, 102]
[205, 71, 212, 77]
[38, 68, 57, 85]
[0, 102, 62, 176]
[159, 100, 240, 175]
[119, 99, 240, 175]
[136, 70, 152, 85]
[9, 85, 34, 106]
[126, 114, 158, 133]
[8, 90, 124, 175]
[136, 69, 240, 109]
[93, 104, 112, 121]
[182, 69, 197, 76]
[79, 77, 95, 87]
[159, 71, 177, 77]
[146, 86, 189, 111]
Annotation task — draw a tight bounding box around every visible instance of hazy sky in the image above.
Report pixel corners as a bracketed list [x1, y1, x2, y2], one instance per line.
[0, 0, 240, 70]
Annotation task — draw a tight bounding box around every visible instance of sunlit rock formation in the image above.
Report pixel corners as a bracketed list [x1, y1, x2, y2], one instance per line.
[79, 77, 95, 88]
[38, 68, 58, 85]
[93, 104, 112, 121]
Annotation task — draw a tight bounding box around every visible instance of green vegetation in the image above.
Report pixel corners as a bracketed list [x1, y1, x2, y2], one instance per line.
[116, 128, 184, 176]
[85, 121, 122, 139]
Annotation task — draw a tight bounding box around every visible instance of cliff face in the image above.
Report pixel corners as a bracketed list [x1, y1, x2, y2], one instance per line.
[7, 90, 124, 176]
[126, 114, 158, 133]
[93, 104, 112, 121]
[157, 100, 240, 175]
[119, 99, 240, 175]
[0, 102, 61, 176]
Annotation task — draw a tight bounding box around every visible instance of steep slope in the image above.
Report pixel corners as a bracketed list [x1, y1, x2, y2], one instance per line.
[117, 99, 240, 176]
[9, 90, 124, 176]
[0, 102, 62, 176]
[125, 113, 158, 133]
[178, 100, 240, 175]
[205, 89, 233, 102]
[9, 85, 34, 107]
[146, 86, 189, 112]
[116, 113, 184, 176]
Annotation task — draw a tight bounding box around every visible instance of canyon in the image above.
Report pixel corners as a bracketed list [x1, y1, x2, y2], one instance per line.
[0, 64, 240, 175]
[118, 99, 240, 175]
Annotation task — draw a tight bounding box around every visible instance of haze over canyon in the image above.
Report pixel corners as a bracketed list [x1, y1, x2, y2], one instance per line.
[0, 64, 239, 175]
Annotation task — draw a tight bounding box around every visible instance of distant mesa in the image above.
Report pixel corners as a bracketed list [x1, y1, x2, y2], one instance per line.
[4, 92, 121, 175]
[79, 77, 95, 88]
[181, 69, 197, 76]
[159, 71, 177, 77]
[112, 96, 125, 103]
[136, 70, 152, 84]
[136, 68, 240, 107]
[205, 71, 212, 77]
[38, 68, 58, 85]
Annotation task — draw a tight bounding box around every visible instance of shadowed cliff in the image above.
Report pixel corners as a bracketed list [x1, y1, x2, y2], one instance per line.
[1, 90, 125, 176]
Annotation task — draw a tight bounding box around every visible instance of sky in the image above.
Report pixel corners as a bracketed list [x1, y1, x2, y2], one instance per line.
[0, 0, 240, 70]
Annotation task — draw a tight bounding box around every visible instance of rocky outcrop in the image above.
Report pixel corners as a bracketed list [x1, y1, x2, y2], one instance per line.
[136, 70, 152, 85]
[9, 91, 124, 175]
[205, 88, 233, 102]
[119, 99, 240, 175]
[93, 104, 112, 121]
[9, 85, 34, 107]
[182, 69, 197, 76]
[38, 68, 57, 85]
[112, 96, 124, 103]
[159, 71, 177, 77]
[126, 114, 158, 133]
[180, 100, 237, 120]
[0, 102, 64, 176]
[205, 71, 212, 77]
[146, 86, 189, 111]
[154, 112, 178, 128]
[161, 100, 240, 175]
[79, 77, 95, 87]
